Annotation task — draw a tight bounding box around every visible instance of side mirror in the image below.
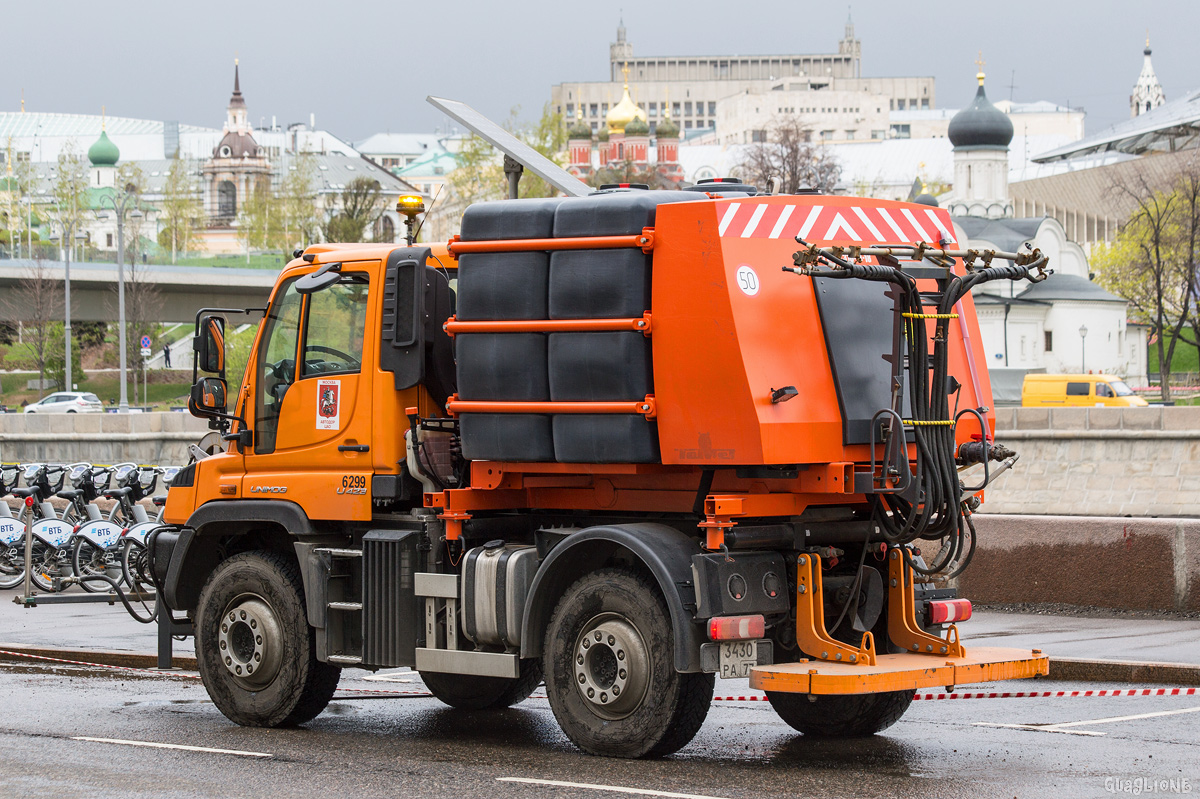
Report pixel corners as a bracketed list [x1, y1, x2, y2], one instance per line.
[190, 376, 227, 415]
[194, 316, 225, 374]
[296, 262, 342, 294]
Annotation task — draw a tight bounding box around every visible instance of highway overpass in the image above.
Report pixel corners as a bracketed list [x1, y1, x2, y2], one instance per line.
[0, 259, 278, 323]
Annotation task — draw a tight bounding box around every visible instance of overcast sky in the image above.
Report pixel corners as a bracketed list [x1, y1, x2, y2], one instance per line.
[6, 0, 1197, 144]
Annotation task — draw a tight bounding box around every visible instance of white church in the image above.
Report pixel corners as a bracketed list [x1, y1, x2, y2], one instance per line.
[933, 65, 1149, 400]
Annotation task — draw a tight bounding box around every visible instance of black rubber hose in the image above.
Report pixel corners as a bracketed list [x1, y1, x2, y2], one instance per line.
[70, 572, 157, 624]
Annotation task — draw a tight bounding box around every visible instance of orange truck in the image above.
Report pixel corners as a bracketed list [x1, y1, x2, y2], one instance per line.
[155, 166, 1051, 757]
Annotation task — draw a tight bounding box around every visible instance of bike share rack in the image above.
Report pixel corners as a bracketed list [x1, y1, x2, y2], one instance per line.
[11, 503, 192, 670]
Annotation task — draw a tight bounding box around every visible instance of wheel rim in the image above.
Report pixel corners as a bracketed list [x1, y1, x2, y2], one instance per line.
[571, 612, 651, 720]
[217, 594, 284, 689]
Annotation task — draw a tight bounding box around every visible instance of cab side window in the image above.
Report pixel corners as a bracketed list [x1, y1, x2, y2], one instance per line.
[301, 274, 369, 378]
[1066, 382, 1089, 396]
[255, 278, 304, 455]
[1096, 383, 1114, 398]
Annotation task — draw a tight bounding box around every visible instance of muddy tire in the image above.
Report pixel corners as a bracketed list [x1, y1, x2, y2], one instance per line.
[543, 568, 714, 758]
[421, 658, 543, 710]
[767, 689, 914, 737]
[195, 551, 341, 727]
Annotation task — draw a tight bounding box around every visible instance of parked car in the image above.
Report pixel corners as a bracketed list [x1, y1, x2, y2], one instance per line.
[22, 392, 104, 414]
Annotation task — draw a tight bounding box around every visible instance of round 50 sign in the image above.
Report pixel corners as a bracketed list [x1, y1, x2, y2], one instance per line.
[735, 265, 760, 296]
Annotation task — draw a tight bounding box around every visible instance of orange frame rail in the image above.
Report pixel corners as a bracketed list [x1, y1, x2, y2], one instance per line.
[445, 395, 657, 418]
[447, 228, 655, 256]
[443, 313, 652, 336]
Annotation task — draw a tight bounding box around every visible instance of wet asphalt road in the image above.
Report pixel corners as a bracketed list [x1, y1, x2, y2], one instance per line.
[0, 661, 1196, 799]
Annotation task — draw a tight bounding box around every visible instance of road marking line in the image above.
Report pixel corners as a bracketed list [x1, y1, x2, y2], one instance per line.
[72, 736, 272, 758]
[973, 723, 1105, 736]
[497, 777, 731, 799]
[1042, 705, 1200, 729]
[973, 705, 1200, 736]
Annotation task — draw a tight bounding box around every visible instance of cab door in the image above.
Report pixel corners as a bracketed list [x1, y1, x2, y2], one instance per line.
[241, 262, 377, 521]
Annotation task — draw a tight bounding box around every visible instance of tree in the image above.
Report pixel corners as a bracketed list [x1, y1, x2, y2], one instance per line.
[116, 162, 148, 266]
[1094, 165, 1200, 401]
[238, 179, 278, 256]
[513, 103, 568, 199]
[0, 259, 63, 396]
[277, 152, 322, 252]
[50, 144, 89, 259]
[1, 145, 36, 257]
[158, 155, 203, 263]
[737, 116, 841, 195]
[45, 322, 84, 391]
[588, 161, 677, 191]
[324, 177, 385, 243]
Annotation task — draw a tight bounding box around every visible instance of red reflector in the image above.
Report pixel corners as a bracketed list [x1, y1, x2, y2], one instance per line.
[120, 528, 130, 537]
[25, 496, 35, 507]
[707, 615, 765, 641]
[928, 599, 973, 624]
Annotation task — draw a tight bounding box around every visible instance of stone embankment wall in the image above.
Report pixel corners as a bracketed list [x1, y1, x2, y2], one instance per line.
[967, 407, 1200, 611]
[0, 412, 209, 466]
[986, 407, 1200, 517]
[963, 514, 1198, 611]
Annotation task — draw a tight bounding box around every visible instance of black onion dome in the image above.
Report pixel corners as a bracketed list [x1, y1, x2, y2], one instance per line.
[948, 83, 1013, 150]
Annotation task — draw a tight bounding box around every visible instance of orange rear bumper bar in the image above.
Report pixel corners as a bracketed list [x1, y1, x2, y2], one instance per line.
[749, 646, 1049, 695]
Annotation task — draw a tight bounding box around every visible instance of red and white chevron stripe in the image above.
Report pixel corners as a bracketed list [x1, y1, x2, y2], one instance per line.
[718, 201, 957, 246]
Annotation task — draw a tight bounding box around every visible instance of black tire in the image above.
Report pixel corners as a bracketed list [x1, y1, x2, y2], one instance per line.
[543, 568, 714, 758]
[766, 689, 915, 737]
[421, 657, 543, 710]
[0, 543, 25, 589]
[195, 551, 341, 727]
[28, 540, 59, 593]
[71, 538, 108, 593]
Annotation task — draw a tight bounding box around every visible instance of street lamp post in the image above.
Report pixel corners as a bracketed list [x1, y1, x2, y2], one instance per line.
[49, 222, 87, 392]
[1079, 323, 1089, 373]
[97, 188, 142, 413]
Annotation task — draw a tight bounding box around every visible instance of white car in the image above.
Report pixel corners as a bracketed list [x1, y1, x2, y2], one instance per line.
[23, 392, 104, 414]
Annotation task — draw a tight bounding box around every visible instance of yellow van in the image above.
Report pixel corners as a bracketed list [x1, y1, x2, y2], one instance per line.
[1021, 374, 1149, 407]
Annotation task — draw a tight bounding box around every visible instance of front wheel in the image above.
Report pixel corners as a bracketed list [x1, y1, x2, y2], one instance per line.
[28, 540, 59, 593]
[766, 690, 915, 737]
[0, 543, 26, 589]
[195, 551, 340, 727]
[543, 568, 714, 758]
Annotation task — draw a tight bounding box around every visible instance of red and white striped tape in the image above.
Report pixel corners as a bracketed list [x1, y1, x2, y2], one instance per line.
[3, 650, 1195, 703]
[717, 202, 957, 245]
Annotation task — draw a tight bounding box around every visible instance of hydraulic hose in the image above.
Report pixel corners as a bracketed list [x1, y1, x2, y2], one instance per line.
[788, 241, 1047, 576]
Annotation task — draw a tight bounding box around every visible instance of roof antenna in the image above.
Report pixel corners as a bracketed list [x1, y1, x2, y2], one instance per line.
[411, 182, 444, 243]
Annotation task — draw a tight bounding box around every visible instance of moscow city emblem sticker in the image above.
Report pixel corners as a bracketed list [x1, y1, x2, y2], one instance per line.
[317, 379, 341, 430]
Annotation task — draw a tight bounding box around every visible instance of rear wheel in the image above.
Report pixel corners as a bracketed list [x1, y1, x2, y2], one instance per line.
[766, 690, 915, 737]
[543, 568, 713, 758]
[195, 551, 341, 727]
[421, 658, 543, 709]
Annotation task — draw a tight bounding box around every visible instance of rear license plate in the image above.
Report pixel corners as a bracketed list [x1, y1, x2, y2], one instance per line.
[719, 640, 758, 679]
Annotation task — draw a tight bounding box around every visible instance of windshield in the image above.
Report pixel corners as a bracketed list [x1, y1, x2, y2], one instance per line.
[1110, 380, 1135, 397]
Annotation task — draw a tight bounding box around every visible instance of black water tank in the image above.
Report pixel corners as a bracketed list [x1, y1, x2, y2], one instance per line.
[548, 248, 651, 319]
[457, 252, 548, 320]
